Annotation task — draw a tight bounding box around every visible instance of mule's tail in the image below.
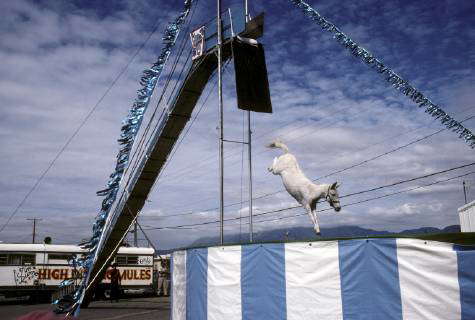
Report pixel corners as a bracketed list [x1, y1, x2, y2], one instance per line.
[267, 140, 289, 153]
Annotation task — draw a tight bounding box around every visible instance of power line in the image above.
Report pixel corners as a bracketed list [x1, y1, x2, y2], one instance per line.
[88, 2, 202, 228]
[154, 60, 231, 185]
[170, 176, 465, 231]
[161, 119, 431, 214]
[252, 170, 475, 226]
[147, 114, 474, 219]
[133, 58, 229, 205]
[154, 109, 474, 212]
[0, 15, 166, 235]
[142, 162, 475, 228]
[118, 2, 201, 194]
[241, 114, 475, 204]
[150, 103, 377, 212]
[143, 170, 475, 230]
[89, 43, 229, 256]
[130, 36, 215, 192]
[341, 162, 475, 199]
[157, 102, 372, 184]
[157, 92, 473, 186]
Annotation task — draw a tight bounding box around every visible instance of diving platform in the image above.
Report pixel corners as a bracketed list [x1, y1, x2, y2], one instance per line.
[81, 10, 266, 306]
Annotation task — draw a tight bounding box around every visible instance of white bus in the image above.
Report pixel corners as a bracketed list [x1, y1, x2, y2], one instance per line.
[0, 243, 154, 302]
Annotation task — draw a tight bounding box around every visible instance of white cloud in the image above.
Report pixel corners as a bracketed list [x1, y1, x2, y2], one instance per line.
[0, 0, 473, 249]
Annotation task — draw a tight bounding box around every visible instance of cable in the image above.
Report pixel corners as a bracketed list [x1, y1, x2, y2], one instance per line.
[238, 114, 475, 205]
[151, 58, 232, 190]
[119, 2, 200, 192]
[143, 170, 475, 230]
[155, 108, 471, 195]
[143, 161, 475, 226]
[106, 1, 203, 214]
[95, 29, 216, 243]
[252, 170, 475, 226]
[0, 16, 167, 235]
[140, 104, 475, 214]
[149, 115, 474, 219]
[160, 117, 430, 213]
[341, 162, 475, 198]
[157, 102, 372, 184]
[96, 53, 230, 254]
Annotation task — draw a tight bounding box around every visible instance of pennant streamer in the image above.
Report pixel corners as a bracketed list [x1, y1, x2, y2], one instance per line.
[54, 0, 195, 313]
[290, 0, 475, 148]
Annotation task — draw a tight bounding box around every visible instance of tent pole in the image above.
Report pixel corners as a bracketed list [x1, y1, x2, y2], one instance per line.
[217, 0, 224, 245]
[244, 0, 254, 243]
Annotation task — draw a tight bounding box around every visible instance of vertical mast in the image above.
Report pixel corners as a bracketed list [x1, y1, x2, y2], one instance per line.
[26, 218, 41, 244]
[133, 219, 138, 246]
[463, 181, 468, 204]
[217, 0, 224, 245]
[244, 0, 253, 243]
[244, 0, 250, 22]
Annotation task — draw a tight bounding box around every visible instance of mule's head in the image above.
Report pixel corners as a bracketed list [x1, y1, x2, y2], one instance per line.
[326, 182, 341, 212]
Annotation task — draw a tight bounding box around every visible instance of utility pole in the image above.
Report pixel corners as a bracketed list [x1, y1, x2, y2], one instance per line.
[26, 218, 41, 244]
[463, 180, 468, 204]
[217, 0, 224, 245]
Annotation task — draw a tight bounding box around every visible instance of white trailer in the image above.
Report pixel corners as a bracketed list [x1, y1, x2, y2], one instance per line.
[458, 199, 475, 232]
[0, 244, 154, 302]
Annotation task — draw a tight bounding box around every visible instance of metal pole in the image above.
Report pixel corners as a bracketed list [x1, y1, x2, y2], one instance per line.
[26, 218, 41, 244]
[33, 219, 36, 244]
[244, 0, 253, 243]
[463, 181, 468, 204]
[244, 0, 250, 22]
[217, 0, 224, 245]
[134, 219, 138, 247]
[247, 112, 253, 242]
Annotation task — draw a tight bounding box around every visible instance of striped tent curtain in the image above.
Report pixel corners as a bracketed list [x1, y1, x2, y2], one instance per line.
[171, 238, 475, 320]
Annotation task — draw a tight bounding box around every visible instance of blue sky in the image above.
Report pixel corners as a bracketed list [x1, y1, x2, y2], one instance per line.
[0, 0, 474, 249]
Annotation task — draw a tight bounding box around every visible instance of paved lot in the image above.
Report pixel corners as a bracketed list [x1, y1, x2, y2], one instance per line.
[0, 296, 170, 320]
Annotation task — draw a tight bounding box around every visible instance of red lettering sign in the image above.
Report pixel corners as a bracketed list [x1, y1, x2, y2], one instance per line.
[51, 270, 59, 280]
[37, 269, 48, 280]
[103, 268, 152, 281]
[60, 269, 68, 280]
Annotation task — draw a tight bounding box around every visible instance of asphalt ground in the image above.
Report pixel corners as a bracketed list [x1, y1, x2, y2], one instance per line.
[0, 296, 170, 320]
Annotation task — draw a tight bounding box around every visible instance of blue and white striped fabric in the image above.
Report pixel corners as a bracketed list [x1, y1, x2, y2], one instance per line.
[171, 238, 475, 320]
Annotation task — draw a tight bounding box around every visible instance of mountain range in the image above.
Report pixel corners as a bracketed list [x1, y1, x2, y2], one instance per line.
[156, 225, 461, 254]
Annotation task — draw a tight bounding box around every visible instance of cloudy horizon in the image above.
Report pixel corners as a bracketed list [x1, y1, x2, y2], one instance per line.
[0, 0, 474, 250]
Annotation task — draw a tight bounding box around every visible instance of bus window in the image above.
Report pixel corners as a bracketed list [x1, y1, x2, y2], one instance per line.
[23, 255, 35, 265]
[8, 254, 35, 265]
[0, 254, 7, 265]
[115, 256, 127, 265]
[48, 254, 72, 265]
[49, 254, 71, 261]
[127, 256, 138, 265]
[115, 255, 138, 265]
